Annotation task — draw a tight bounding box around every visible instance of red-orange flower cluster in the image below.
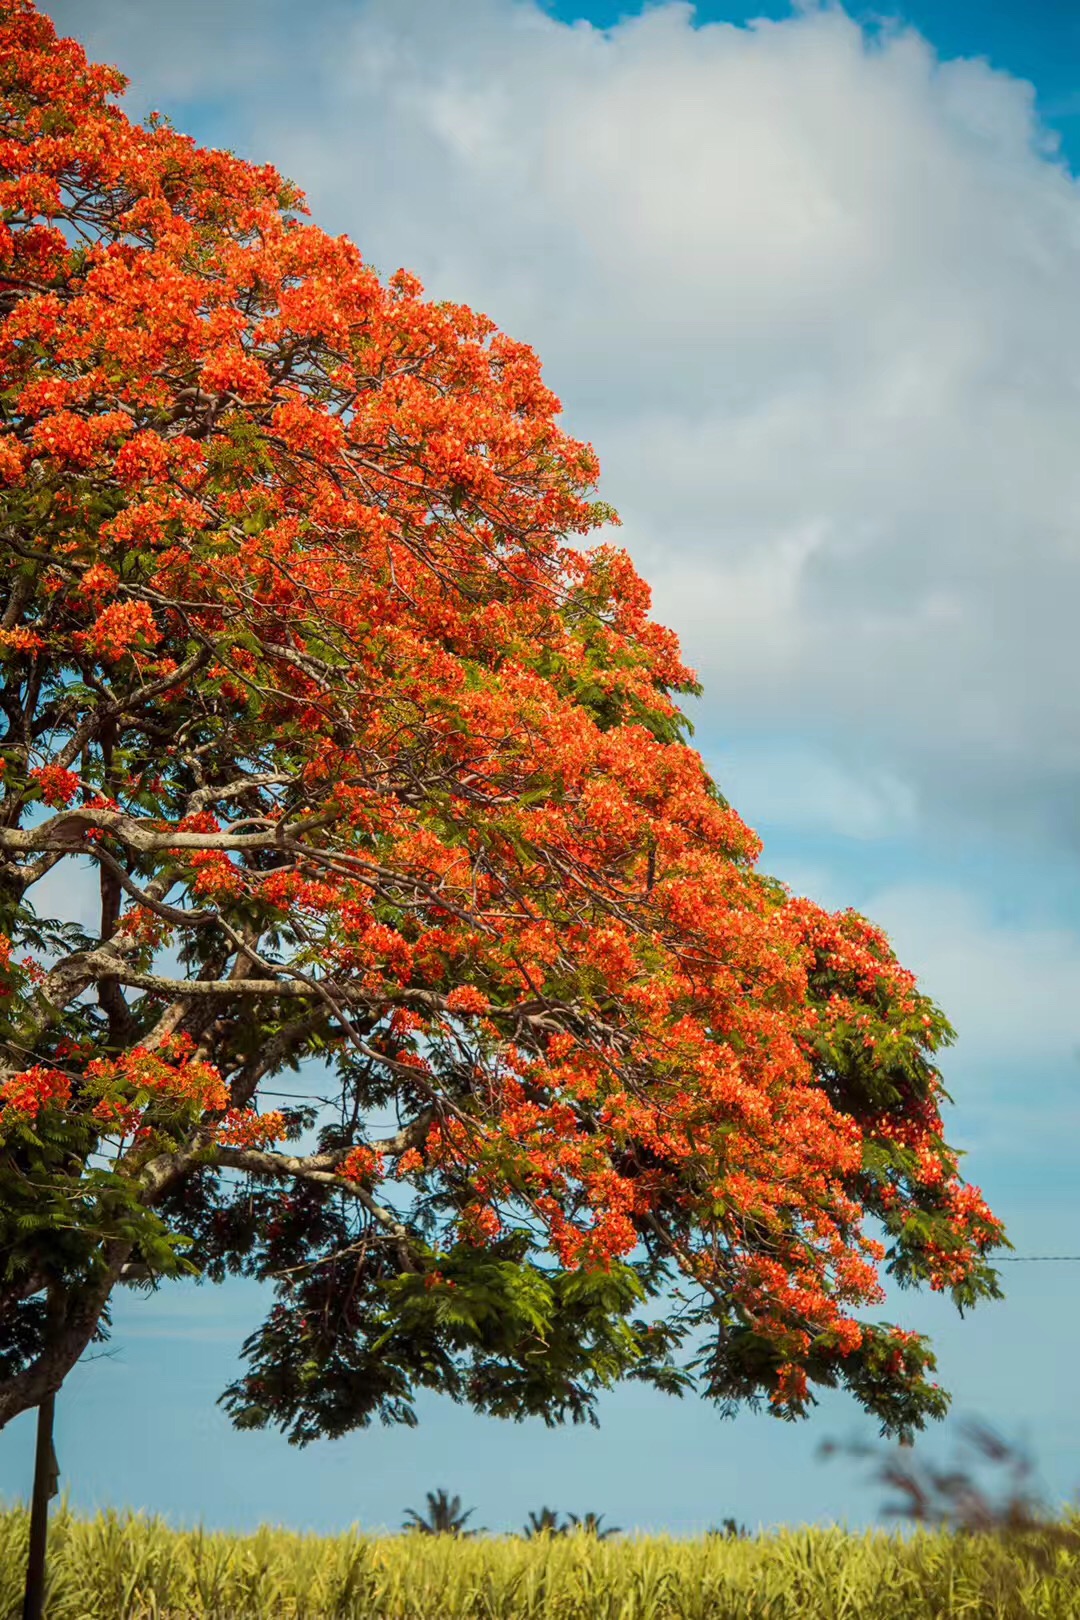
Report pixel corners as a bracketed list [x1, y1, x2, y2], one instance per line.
[0, 0, 1004, 1431]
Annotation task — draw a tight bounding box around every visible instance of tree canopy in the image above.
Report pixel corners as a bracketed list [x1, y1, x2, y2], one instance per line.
[0, 0, 1005, 1446]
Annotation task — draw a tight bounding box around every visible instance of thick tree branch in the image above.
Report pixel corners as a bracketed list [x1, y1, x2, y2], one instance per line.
[213, 1144, 420, 1270]
[0, 1248, 131, 1432]
[0, 810, 285, 854]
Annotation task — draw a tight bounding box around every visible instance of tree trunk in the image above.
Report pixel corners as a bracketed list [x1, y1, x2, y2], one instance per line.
[0, 1248, 129, 1433]
[21, 1390, 58, 1620]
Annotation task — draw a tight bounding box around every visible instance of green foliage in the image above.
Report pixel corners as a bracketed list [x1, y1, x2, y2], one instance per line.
[565, 1512, 621, 1539]
[0, 1115, 193, 1382]
[523, 1506, 565, 1538]
[522, 1508, 620, 1539]
[401, 1490, 480, 1537]
[214, 1232, 689, 1445]
[707, 1517, 751, 1541]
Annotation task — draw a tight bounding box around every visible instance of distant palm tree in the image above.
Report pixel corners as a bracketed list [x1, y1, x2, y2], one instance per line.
[566, 1512, 620, 1539]
[524, 1507, 569, 1538]
[402, 1489, 481, 1536]
[707, 1517, 749, 1540]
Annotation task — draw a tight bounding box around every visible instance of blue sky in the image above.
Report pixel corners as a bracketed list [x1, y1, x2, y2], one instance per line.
[5, 0, 1080, 1537]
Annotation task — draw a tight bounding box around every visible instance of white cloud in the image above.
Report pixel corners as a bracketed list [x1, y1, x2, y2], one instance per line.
[864, 882, 1080, 1067]
[38, 0, 1080, 845]
[701, 865, 1080, 1166]
[747, 852, 1080, 1073]
[857, 881, 1080, 1166]
[712, 740, 919, 839]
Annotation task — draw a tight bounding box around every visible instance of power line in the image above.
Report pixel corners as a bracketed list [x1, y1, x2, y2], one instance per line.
[994, 1255, 1080, 1263]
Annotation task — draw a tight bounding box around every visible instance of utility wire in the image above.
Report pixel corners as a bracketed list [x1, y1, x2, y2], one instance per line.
[994, 1255, 1080, 1263]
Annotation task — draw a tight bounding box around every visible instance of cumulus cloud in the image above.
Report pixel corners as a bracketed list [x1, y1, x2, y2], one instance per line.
[860, 882, 1080, 1164]
[866, 883, 1080, 1064]
[711, 740, 920, 839]
[40, 0, 1080, 845]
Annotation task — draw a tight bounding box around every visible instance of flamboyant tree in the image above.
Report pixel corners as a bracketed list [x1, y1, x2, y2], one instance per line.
[0, 0, 1005, 1450]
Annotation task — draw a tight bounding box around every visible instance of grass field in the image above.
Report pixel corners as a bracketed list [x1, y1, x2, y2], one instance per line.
[2, 1504, 1080, 1618]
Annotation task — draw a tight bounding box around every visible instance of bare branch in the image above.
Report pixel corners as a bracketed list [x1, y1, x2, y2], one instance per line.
[213, 1145, 419, 1269]
[89, 844, 217, 928]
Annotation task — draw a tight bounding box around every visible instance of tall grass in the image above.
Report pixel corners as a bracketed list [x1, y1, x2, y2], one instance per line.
[2, 1503, 1080, 1618]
